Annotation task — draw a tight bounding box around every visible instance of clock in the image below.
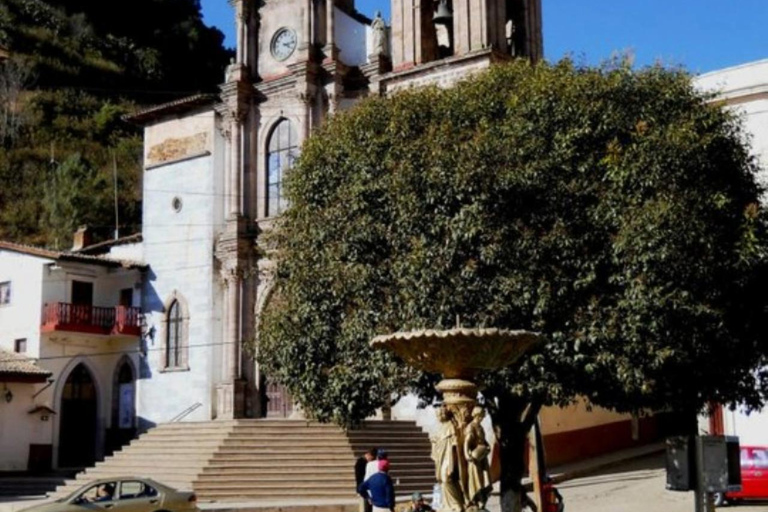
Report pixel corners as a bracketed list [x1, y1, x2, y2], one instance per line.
[270, 28, 298, 61]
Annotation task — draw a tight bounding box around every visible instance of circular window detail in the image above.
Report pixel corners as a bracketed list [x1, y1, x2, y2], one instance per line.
[172, 197, 183, 212]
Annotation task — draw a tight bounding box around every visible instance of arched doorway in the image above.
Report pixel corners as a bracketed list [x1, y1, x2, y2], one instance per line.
[107, 359, 136, 454]
[59, 364, 98, 468]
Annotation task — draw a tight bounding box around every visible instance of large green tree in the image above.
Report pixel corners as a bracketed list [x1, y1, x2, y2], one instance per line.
[257, 60, 768, 511]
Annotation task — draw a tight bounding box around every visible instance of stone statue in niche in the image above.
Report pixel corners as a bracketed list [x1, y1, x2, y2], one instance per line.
[371, 11, 388, 57]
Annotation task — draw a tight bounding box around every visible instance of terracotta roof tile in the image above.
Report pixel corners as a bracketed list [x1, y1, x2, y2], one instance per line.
[0, 349, 52, 382]
[124, 93, 218, 125]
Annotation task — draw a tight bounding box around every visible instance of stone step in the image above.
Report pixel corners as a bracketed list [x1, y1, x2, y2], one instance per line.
[113, 447, 227, 455]
[105, 453, 213, 461]
[127, 439, 223, 447]
[195, 474, 356, 483]
[225, 433, 349, 440]
[140, 432, 236, 441]
[218, 435, 429, 444]
[208, 454, 429, 464]
[76, 468, 200, 479]
[201, 463, 434, 474]
[56, 419, 434, 503]
[196, 482, 431, 499]
[222, 437, 349, 449]
[213, 445, 429, 453]
[93, 459, 210, 469]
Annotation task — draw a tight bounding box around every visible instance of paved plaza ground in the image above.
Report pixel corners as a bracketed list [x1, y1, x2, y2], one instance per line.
[488, 454, 768, 512]
[4, 452, 767, 512]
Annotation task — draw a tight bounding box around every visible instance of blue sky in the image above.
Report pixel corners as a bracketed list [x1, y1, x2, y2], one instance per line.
[201, 0, 768, 74]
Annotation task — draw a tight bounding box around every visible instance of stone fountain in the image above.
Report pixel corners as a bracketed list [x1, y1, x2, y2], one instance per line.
[371, 328, 542, 512]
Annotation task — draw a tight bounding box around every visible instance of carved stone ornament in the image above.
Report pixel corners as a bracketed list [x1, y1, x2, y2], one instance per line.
[371, 11, 388, 57]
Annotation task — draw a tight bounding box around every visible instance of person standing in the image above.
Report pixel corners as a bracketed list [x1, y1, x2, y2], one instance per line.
[365, 448, 388, 481]
[358, 459, 396, 512]
[356, 448, 378, 512]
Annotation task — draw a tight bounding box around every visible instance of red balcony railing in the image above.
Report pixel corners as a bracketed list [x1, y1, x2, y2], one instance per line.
[42, 303, 142, 336]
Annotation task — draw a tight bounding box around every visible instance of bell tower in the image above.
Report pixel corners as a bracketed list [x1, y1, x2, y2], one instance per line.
[389, 0, 542, 71]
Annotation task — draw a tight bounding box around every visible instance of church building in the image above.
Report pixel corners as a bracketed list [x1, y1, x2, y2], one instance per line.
[1, 1, 663, 486]
[128, 0, 544, 425]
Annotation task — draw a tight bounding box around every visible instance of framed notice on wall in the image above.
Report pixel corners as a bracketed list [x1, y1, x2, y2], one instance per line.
[118, 383, 135, 429]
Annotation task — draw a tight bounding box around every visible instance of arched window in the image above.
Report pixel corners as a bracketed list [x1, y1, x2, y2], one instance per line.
[166, 300, 182, 368]
[266, 119, 298, 217]
[162, 292, 189, 371]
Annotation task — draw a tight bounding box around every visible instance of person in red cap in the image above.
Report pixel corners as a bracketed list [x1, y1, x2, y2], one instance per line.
[358, 459, 396, 512]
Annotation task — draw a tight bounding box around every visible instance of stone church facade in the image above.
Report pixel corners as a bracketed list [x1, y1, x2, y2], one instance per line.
[130, 0, 544, 425]
[0, 1, 668, 472]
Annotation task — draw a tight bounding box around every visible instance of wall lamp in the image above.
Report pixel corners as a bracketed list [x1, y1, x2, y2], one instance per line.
[3, 384, 12, 403]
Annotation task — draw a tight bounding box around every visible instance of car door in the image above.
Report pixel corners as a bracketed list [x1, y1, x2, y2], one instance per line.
[751, 447, 768, 498]
[738, 448, 756, 498]
[114, 480, 162, 512]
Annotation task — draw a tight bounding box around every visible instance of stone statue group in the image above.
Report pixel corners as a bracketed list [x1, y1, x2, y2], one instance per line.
[432, 404, 493, 512]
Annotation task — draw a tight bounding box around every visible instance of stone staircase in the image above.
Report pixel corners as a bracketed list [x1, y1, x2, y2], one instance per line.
[51, 420, 434, 502]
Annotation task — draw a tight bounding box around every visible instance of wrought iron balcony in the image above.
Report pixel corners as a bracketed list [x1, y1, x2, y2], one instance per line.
[41, 303, 142, 336]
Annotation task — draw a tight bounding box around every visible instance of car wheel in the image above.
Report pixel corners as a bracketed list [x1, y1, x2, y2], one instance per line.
[713, 492, 726, 507]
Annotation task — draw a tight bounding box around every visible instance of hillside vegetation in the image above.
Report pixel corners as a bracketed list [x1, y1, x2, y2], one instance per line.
[0, 0, 231, 248]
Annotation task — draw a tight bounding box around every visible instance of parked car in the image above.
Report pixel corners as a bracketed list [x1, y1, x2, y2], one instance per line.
[716, 446, 768, 506]
[20, 477, 197, 512]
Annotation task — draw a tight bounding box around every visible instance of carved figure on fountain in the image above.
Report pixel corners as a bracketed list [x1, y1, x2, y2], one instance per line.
[464, 406, 493, 510]
[431, 405, 466, 511]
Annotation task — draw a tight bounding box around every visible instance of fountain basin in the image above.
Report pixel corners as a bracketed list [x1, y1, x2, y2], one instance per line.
[370, 327, 542, 379]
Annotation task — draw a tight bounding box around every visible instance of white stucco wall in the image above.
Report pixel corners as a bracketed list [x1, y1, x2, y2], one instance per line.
[335, 7, 368, 66]
[0, 251, 48, 358]
[107, 242, 144, 264]
[724, 406, 768, 446]
[696, 60, 768, 446]
[696, 59, 768, 191]
[40, 263, 142, 309]
[0, 382, 51, 471]
[139, 110, 225, 425]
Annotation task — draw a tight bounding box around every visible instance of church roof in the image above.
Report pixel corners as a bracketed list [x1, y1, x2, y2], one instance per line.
[0, 349, 52, 383]
[0, 240, 147, 270]
[124, 93, 218, 125]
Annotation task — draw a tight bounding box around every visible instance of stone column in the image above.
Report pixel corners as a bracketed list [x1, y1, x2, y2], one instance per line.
[214, 254, 249, 420]
[301, 0, 312, 50]
[229, 117, 242, 218]
[225, 270, 241, 384]
[325, 0, 336, 56]
[230, 0, 246, 64]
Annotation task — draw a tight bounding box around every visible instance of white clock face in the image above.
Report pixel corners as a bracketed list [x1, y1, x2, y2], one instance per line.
[271, 28, 298, 61]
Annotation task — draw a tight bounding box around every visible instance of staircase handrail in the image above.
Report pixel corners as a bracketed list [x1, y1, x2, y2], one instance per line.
[169, 402, 203, 423]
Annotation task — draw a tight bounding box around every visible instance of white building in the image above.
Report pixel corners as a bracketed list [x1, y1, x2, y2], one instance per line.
[0, 237, 145, 471]
[696, 59, 768, 446]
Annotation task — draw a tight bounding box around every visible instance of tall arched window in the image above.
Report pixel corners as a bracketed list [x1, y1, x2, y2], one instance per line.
[266, 119, 298, 217]
[161, 292, 189, 371]
[166, 300, 182, 368]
